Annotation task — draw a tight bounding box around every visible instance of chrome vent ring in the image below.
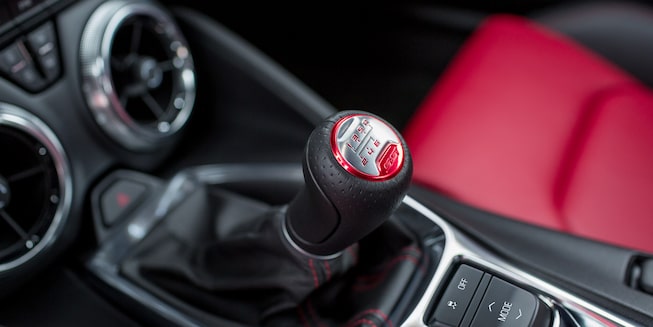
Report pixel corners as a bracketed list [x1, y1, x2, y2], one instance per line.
[80, 0, 196, 152]
[0, 104, 72, 272]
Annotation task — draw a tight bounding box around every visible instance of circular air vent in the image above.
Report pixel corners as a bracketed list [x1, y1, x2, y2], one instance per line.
[80, 0, 196, 152]
[0, 104, 71, 272]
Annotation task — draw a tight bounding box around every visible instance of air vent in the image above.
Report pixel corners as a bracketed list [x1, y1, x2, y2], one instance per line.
[0, 104, 71, 271]
[80, 0, 196, 152]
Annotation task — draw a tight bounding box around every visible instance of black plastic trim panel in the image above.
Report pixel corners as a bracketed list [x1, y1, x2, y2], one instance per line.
[408, 185, 653, 326]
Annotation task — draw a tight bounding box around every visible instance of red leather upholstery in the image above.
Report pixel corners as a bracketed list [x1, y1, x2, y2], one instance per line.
[403, 14, 653, 254]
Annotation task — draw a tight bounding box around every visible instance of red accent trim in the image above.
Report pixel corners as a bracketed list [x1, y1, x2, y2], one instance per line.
[331, 114, 404, 181]
[403, 14, 653, 253]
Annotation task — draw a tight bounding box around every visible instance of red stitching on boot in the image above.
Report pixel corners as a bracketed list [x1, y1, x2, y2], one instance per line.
[297, 305, 310, 327]
[345, 309, 392, 327]
[352, 254, 420, 292]
[306, 299, 327, 327]
[309, 259, 319, 288]
[345, 318, 377, 327]
[324, 261, 332, 281]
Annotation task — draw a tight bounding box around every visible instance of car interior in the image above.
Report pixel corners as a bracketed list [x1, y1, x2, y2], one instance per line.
[0, 0, 652, 326]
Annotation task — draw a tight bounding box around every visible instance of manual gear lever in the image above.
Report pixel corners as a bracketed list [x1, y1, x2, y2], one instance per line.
[286, 110, 413, 257]
[121, 109, 416, 326]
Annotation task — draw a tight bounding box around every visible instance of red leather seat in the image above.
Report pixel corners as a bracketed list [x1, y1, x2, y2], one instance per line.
[403, 15, 653, 254]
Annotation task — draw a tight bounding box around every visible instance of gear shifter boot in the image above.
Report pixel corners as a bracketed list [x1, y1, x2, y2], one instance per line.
[121, 184, 358, 325]
[118, 110, 424, 326]
[120, 181, 425, 327]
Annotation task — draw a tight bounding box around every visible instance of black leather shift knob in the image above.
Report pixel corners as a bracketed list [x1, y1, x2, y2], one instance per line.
[286, 110, 412, 256]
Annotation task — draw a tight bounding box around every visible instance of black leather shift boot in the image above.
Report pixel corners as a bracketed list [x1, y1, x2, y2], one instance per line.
[120, 184, 426, 326]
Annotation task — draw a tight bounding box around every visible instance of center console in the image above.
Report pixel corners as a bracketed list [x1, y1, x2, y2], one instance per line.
[85, 163, 637, 327]
[79, 4, 644, 322]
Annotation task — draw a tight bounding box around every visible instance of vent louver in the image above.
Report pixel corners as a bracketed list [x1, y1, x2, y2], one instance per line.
[80, 0, 196, 152]
[0, 104, 71, 271]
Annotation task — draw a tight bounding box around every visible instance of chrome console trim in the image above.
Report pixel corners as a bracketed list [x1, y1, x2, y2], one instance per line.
[399, 196, 639, 327]
[0, 104, 73, 272]
[87, 164, 639, 327]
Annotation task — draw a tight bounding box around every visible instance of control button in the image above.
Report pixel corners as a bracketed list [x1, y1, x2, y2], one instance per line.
[12, 60, 44, 91]
[470, 277, 539, 327]
[100, 179, 148, 226]
[460, 273, 492, 327]
[0, 42, 24, 72]
[431, 264, 485, 327]
[0, 42, 45, 91]
[26, 21, 60, 80]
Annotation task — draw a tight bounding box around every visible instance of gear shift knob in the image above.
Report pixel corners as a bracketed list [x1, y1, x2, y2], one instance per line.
[285, 110, 412, 257]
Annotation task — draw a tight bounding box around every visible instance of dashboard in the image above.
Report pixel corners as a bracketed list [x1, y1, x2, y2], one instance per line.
[0, 1, 652, 326]
[0, 0, 194, 290]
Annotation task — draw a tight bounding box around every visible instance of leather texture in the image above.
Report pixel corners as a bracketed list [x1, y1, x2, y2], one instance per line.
[403, 14, 653, 254]
[120, 183, 425, 326]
